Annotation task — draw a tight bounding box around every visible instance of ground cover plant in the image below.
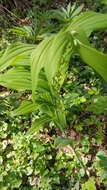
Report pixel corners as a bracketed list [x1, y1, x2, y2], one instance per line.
[0, 1, 107, 189]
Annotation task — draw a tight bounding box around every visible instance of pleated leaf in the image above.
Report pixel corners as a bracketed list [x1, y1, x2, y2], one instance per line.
[77, 40, 107, 82]
[13, 100, 36, 116]
[0, 43, 35, 71]
[44, 31, 73, 83]
[67, 11, 107, 37]
[0, 67, 32, 91]
[31, 36, 53, 101]
[31, 32, 73, 101]
[11, 53, 31, 67]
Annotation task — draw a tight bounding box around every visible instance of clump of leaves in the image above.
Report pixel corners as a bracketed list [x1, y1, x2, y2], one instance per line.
[50, 2, 84, 23]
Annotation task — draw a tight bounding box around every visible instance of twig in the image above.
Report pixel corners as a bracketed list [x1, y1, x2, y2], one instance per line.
[0, 7, 18, 25]
[0, 4, 22, 22]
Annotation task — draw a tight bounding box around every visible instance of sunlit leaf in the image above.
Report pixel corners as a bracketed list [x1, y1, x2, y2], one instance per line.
[77, 40, 107, 82]
[12, 100, 36, 116]
[68, 12, 107, 37]
[0, 67, 32, 91]
[0, 43, 35, 71]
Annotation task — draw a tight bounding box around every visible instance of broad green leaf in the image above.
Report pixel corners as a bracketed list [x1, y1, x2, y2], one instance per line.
[0, 67, 32, 91]
[54, 137, 74, 148]
[67, 12, 107, 37]
[11, 53, 31, 67]
[44, 31, 73, 83]
[12, 100, 36, 116]
[0, 43, 35, 71]
[37, 71, 51, 93]
[37, 77, 50, 93]
[31, 36, 53, 101]
[77, 40, 107, 82]
[31, 32, 73, 101]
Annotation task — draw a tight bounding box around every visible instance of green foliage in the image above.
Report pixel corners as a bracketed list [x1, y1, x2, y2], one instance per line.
[0, 67, 31, 91]
[0, 10, 107, 136]
[77, 40, 107, 82]
[12, 100, 36, 116]
[0, 11, 107, 92]
[0, 94, 95, 189]
[87, 96, 107, 114]
[101, 0, 107, 5]
[50, 3, 84, 23]
[54, 137, 74, 148]
[10, 26, 36, 42]
[0, 43, 35, 71]
[82, 177, 96, 190]
[0, 2, 107, 189]
[97, 152, 107, 172]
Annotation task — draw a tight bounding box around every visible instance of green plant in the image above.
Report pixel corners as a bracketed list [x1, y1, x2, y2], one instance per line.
[0, 9, 107, 116]
[100, 0, 107, 5]
[9, 10, 55, 43]
[50, 2, 84, 23]
[82, 177, 96, 190]
[92, 151, 107, 186]
[10, 26, 36, 43]
[97, 151, 107, 172]
[0, 6, 107, 188]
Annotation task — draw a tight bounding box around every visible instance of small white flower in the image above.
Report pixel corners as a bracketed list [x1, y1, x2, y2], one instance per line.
[2, 140, 7, 150]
